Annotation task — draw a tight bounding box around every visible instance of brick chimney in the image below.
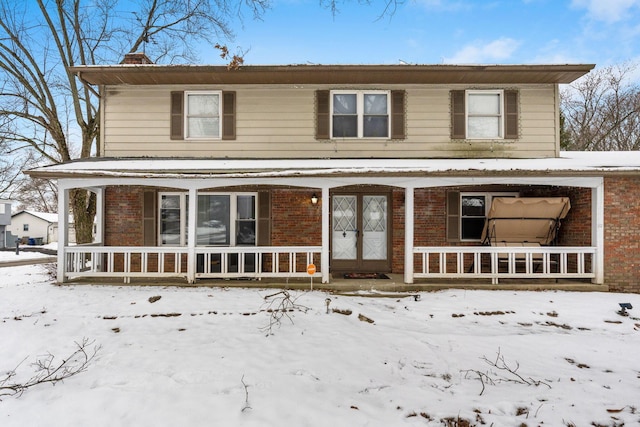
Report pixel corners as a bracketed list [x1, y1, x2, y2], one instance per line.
[122, 52, 153, 65]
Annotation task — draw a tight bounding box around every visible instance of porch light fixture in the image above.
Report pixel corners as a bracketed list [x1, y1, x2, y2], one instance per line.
[311, 193, 319, 205]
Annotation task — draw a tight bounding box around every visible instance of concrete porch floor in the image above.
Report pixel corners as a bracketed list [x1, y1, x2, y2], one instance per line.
[62, 273, 609, 293]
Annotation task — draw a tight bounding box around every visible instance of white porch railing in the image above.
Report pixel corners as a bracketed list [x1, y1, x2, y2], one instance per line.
[195, 246, 322, 279]
[64, 246, 189, 282]
[63, 245, 322, 283]
[413, 246, 596, 284]
[63, 245, 594, 285]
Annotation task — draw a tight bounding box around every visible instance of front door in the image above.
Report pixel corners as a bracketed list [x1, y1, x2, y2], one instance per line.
[331, 193, 390, 272]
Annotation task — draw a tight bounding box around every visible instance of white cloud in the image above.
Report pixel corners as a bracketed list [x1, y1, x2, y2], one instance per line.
[571, 0, 640, 23]
[443, 38, 521, 64]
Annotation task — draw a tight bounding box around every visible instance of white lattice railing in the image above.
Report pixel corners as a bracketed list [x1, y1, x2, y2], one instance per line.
[62, 245, 322, 283]
[413, 246, 596, 284]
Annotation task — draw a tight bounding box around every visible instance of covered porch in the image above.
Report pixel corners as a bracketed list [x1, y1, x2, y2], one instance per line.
[38, 158, 604, 288]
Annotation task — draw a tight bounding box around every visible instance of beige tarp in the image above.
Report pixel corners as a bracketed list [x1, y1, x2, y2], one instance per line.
[481, 197, 571, 246]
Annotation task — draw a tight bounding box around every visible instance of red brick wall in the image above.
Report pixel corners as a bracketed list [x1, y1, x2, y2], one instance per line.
[604, 177, 640, 293]
[105, 186, 144, 246]
[271, 189, 322, 246]
[103, 184, 617, 285]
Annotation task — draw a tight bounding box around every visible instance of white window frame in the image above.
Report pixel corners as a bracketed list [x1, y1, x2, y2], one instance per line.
[197, 192, 258, 247]
[184, 90, 222, 140]
[466, 90, 504, 140]
[159, 192, 187, 246]
[158, 192, 257, 247]
[460, 191, 518, 242]
[330, 90, 390, 139]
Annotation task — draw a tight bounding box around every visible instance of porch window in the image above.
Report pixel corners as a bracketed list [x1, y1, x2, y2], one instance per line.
[159, 193, 186, 245]
[159, 192, 256, 246]
[185, 91, 222, 139]
[460, 192, 518, 241]
[331, 91, 390, 138]
[197, 193, 256, 246]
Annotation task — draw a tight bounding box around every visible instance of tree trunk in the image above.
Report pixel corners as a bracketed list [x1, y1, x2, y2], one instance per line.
[70, 189, 97, 244]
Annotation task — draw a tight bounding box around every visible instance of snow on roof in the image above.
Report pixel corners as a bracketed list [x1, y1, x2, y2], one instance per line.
[26, 151, 640, 179]
[13, 210, 73, 224]
[14, 210, 59, 223]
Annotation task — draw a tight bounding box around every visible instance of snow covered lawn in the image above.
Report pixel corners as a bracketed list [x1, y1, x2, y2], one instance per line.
[1, 263, 639, 426]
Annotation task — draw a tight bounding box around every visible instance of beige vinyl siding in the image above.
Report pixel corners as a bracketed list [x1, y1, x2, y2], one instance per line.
[102, 84, 559, 159]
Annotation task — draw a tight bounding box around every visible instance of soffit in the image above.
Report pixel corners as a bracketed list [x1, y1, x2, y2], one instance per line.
[68, 64, 595, 86]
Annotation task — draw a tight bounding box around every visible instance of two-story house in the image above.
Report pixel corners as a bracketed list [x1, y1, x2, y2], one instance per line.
[26, 53, 640, 292]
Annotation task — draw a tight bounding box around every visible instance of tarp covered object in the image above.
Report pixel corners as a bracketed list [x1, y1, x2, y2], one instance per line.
[481, 197, 571, 246]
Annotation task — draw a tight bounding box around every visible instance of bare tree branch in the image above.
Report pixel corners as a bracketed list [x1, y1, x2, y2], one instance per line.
[0, 0, 269, 242]
[0, 338, 100, 400]
[561, 62, 640, 151]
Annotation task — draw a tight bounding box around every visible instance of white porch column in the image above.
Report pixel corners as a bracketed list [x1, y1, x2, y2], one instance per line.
[592, 179, 605, 284]
[57, 185, 70, 283]
[404, 186, 415, 284]
[187, 187, 198, 284]
[321, 187, 330, 284]
[94, 187, 104, 245]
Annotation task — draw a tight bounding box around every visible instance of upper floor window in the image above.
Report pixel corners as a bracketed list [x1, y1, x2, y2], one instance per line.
[451, 89, 519, 140]
[185, 91, 222, 139]
[331, 91, 390, 138]
[23, 224, 29, 232]
[466, 91, 503, 139]
[170, 91, 236, 140]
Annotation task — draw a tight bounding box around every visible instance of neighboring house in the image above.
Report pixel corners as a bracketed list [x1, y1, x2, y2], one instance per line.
[0, 199, 12, 248]
[8, 210, 77, 245]
[26, 53, 640, 292]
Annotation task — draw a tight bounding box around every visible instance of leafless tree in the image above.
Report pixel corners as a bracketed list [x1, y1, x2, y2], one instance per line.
[0, 0, 401, 242]
[561, 62, 640, 151]
[321, 0, 404, 19]
[0, 0, 269, 243]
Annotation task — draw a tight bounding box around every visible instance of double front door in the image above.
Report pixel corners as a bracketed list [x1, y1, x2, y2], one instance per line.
[331, 193, 391, 272]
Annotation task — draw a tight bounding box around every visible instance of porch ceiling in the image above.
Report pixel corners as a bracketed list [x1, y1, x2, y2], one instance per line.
[25, 151, 640, 180]
[68, 64, 595, 86]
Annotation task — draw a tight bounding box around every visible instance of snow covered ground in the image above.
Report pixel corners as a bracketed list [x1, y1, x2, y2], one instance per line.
[1, 260, 639, 426]
[0, 246, 56, 262]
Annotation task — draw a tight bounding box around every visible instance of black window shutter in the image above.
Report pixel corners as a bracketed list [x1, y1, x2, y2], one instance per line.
[391, 90, 406, 139]
[170, 92, 184, 140]
[504, 90, 519, 139]
[316, 90, 330, 139]
[446, 191, 460, 242]
[257, 190, 271, 246]
[222, 91, 236, 140]
[451, 90, 465, 139]
[143, 190, 157, 246]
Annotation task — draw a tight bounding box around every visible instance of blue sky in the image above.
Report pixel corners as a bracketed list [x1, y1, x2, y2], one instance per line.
[200, 0, 640, 68]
